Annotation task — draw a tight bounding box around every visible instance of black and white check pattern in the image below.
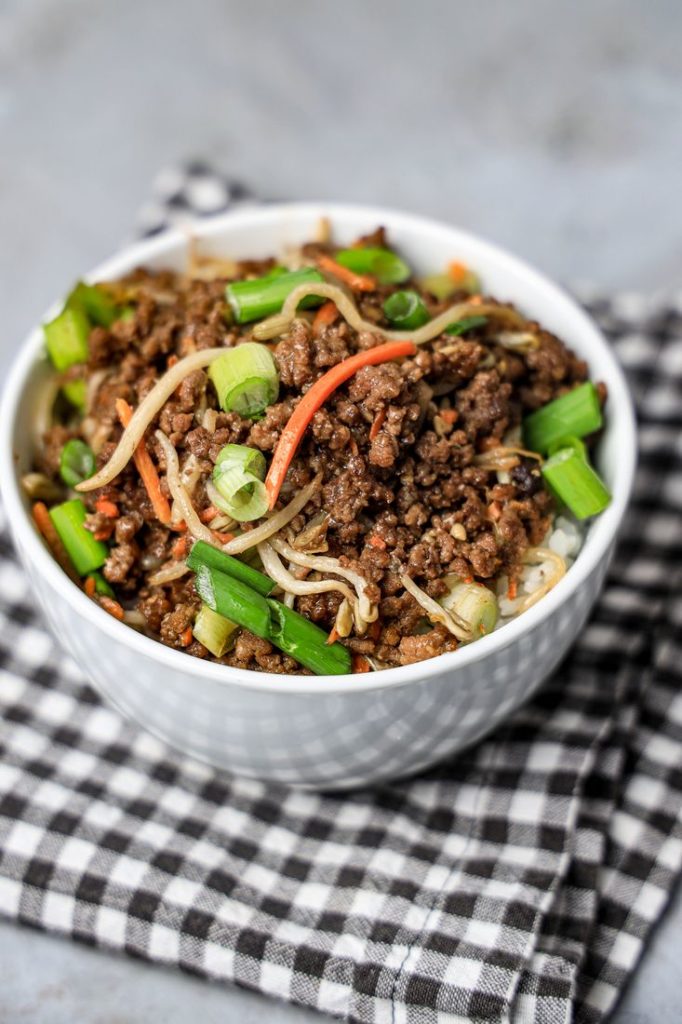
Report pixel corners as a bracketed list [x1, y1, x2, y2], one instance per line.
[1, 169, 681, 1023]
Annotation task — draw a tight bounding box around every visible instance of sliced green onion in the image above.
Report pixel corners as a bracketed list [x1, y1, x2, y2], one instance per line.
[59, 439, 96, 488]
[48, 499, 108, 576]
[335, 247, 410, 285]
[211, 465, 268, 522]
[542, 446, 611, 519]
[226, 267, 325, 324]
[523, 382, 603, 455]
[186, 540, 275, 596]
[445, 314, 488, 336]
[44, 308, 90, 371]
[192, 603, 238, 658]
[440, 578, 498, 639]
[66, 281, 119, 327]
[547, 434, 587, 460]
[383, 290, 430, 329]
[267, 600, 351, 675]
[193, 564, 272, 639]
[87, 571, 114, 598]
[61, 379, 87, 409]
[262, 266, 288, 280]
[214, 443, 266, 478]
[208, 342, 279, 418]
[421, 273, 456, 301]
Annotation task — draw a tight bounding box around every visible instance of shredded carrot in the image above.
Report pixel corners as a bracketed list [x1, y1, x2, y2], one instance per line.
[180, 626, 193, 647]
[100, 597, 124, 621]
[199, 505, 220, 524]
[264, 340, 417, 509]
[448, 261, 470, 285]
[172, 536, 189, 560]
[326, 627, 340, 646]
[312, 300, 339, 336]
[212, 530, 235, 544]
[167, 354, 179, 368]
[369, 408, 387, 441]
[318, 254, 376, 292]
[469, 294, 483, 306]
[116, 398, 172, 526]
[84, 576, 96, 598]
[368, 535, 387, 550]
[93, 525, 114, 542]
[440, 409, 458, 425]
[169, 520, 187, 532]
[464, 576, 474, 584]
[95, 498, 119, 518]
[368, 620, 381, 642]
[352, 654, 371, 674]
[507, 580, 518, 601]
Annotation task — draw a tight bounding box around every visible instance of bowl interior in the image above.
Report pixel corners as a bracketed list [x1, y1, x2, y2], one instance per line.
[0, 203, 637, 693]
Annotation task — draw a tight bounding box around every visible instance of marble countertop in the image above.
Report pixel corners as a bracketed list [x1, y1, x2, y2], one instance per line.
[1, 1, 680, 1020]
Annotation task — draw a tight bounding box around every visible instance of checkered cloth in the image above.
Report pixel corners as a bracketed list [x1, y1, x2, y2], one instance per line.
[1, 166, 681, 1024]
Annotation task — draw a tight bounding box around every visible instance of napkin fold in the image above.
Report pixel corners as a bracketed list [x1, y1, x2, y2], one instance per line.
[0, 166, 680, 1023]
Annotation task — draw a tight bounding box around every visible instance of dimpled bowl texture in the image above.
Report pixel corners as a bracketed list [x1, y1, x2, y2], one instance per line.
[0, 205, 636, 789]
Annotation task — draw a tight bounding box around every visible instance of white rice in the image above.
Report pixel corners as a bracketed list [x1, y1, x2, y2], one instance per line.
[496, 514, 583, 623]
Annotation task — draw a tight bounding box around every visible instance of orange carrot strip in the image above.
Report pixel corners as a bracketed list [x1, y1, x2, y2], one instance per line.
[180, 626, 193, 647]
[167, 354, 179, 368]
[312, 300, 340, 336]
[440, 409, 458, 425]
[100, 597, 124, 621]
[368, 535, 387, 550]
[32, 502, 82, 584]
[172, 536, 188, 560]
[93, 526, 114, 542]
[318, 254, 376, 292]
[264, 340, 417, 510]
[352, 654, 371, 674]
[507, 580, 518, 600]
[116, 398, 172, 526]
[368, 620, 381, 642]
[169, 520, 187, 532]
[326, 627, 340, 646]
[95, 498, 119, 518]
[84, 576, 96, 598]
[199, 505, 220, 524]
[448, 261, 469, 285]
[369, 408, 387, 441]
[211, 529, 235, 544]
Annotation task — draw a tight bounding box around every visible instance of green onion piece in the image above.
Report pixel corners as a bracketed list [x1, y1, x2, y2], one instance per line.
[44, 308, 90, 371]
[48, 499, 108, 576]
[192, 603, 238, 658]
[193, 564, 272, 639]
[214, 443, 266, 478]
[547, 434, 587, 460]
[523, 382, 603, 455]
[267, 599, 351, 675]
[208, 342, 279, 418]
[542, 447, 611, 519]
[61, 379, 87, 409]
[383, 290, 430, 329]
[59, 439, 96, 488]
[440, 578, 498, 639]
[211, 465, 268, 522]
[87, 571, 114, 598]
[186, 540, 275, 596]
[262, 266, 288, 280]
[335, 247, 410, 285]
[445, 314, 488, 336]
[421, 273, 455, 301]
[226, 267, 325, 324]
[66, 281, 119, 327]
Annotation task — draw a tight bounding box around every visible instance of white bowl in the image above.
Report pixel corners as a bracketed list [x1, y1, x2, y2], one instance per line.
[0, 204, 636, 789]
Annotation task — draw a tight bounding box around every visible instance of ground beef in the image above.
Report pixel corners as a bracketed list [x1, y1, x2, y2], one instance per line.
[33, 234, 602, 673]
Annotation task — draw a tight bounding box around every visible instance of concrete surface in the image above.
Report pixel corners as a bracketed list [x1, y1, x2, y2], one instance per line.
[1, 0, 681, 1021]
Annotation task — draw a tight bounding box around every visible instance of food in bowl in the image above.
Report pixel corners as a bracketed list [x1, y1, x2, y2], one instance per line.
[26, 223, 611, 677]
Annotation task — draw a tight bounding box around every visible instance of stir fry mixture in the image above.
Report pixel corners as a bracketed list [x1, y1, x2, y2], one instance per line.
[27, 225, 611, 675]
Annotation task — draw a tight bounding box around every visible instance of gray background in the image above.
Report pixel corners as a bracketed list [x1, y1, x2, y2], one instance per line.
[1, 0, 680, 1021]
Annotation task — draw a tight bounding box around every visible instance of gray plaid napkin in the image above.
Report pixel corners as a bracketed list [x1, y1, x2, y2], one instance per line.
[0, 166, 680, 1023]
